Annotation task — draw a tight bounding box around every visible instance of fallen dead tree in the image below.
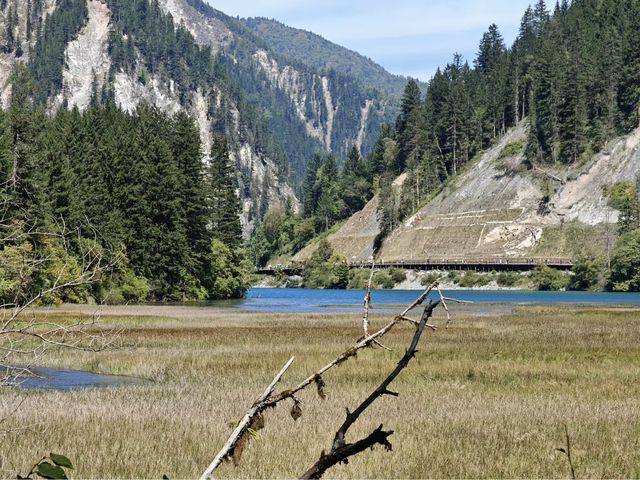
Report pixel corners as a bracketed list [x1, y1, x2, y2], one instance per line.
[202, 276, 461, 479]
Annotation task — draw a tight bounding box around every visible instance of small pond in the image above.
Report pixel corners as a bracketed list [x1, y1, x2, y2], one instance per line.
[9, 368, 150, 392]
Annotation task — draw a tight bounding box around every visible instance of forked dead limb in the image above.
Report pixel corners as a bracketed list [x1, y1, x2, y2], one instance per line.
[300, 300, 439, 479]
[362, 261, 375, 337]
[203, 281, 458, 479]
[362, 261, 391, 351]
[263, 281, 441, 409]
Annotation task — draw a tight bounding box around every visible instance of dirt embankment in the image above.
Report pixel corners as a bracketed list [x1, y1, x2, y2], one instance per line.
[305, 123, 640, 263]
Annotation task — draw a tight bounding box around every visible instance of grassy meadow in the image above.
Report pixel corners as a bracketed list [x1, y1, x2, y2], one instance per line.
[1, 303, 640, 478]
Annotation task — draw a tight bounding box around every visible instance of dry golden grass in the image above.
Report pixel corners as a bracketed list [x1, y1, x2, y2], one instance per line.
[1, 304, 640, 478]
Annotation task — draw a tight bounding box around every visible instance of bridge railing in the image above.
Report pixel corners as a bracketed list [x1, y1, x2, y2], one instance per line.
[349, 258, 574, 268]
[257, 257, 574, 274]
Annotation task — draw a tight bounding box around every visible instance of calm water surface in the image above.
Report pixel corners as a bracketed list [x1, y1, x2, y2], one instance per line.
[12, 368, 150, 392]
[238, 288, 640, 314]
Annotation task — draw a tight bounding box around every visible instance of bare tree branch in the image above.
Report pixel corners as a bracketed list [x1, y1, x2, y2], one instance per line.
[203, 282, 451, 479]
[201, 357, 295, 480]
[362, 261, 375, 337]
[300, 301, 439, 479]
[263, 280, 442, 409]
[361, 261, 391, 351]
[436, 284, 452, 328]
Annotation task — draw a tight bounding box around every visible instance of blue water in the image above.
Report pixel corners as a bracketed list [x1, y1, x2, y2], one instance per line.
[238, 288, 640, 314]
[13, 368, 149, 392]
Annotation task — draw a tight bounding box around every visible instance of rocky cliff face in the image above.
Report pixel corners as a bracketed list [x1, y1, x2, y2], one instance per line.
[250, 48, 386, 163]
[55, 0, 111, 111]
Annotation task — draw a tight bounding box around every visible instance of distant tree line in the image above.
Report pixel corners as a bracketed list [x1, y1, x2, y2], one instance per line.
[249, 145, 373, 266]
[0, 66, 249, 304]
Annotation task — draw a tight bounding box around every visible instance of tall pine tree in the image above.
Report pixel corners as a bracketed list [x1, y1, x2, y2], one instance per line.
[209, 136, 242, 248]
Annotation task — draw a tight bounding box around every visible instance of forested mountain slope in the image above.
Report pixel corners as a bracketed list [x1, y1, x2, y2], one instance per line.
[0, 0, 293, 232]
[296, 122, 640, 263]
[0, 0, 401, 231]
[291, 0, 640, 266]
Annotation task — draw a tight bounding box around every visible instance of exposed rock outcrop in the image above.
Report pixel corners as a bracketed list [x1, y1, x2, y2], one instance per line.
[156, 0, 232, 54]
[57, 0, 111, 111]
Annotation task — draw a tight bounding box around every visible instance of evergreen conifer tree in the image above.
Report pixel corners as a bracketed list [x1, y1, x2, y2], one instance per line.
[396, 79, 423, 172]
[209, 136, 242, 248]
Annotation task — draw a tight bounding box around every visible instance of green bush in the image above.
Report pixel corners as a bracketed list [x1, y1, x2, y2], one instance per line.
[292, 218, 316, 252]
[605, 182, 639, 234]
[606, 182, 636, 210]
[421, 272, 442, 286]
[447, 271, 461, 283]
[0, 242, 34, 304]
[531, 264, 571, 291]
[208, 239, 252, 299]
[458, 272, 492, 288]
[496, 272, 519, 287]
[609, 229, 640, 292]
[389, 268, 407, 284]
[0, 238, 96, 306]
[347, 268, 405, 290]
[498, 140, 525, 159]
[303, 240, 349, 289]
[120, 271, 152, 303]
[286, 276, 303, 288]
[347, 268, 371, 290]
[373, 271, 396, 289]
[569, 256, 603, 291]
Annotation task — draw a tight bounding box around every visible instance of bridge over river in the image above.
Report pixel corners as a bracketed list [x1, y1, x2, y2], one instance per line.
[257, 257, 574, 276]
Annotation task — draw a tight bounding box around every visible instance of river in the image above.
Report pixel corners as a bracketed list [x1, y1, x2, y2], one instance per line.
[236, 288, 640, 314]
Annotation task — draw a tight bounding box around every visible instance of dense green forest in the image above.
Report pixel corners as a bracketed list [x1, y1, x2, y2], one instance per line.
[0, 66, 249, 304]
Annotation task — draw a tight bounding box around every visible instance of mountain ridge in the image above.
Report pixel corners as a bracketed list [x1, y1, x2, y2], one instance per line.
[243, 16, 413, 100]
[165, 0, 400, 174]
[0, 0, 405, 232]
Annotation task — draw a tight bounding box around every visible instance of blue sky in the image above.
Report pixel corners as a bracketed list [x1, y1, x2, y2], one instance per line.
[205, 0, 534, 81]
